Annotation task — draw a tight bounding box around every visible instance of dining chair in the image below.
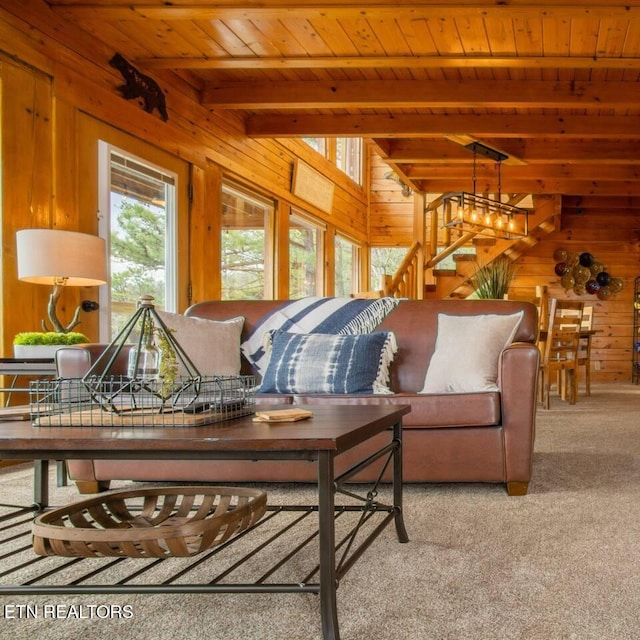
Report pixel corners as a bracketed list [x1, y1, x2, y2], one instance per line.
[504, 284, 549, 341]
[577, 305, 594, 396]
[555, 299, 584, 402]
[539, 298, 583, 409]
[559, 302, 593, 396]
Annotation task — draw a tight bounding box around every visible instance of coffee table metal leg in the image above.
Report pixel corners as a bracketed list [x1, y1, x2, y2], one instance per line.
[318, 450, 340, 640]
[393, 420, 409, 543]
[33, 459, 49, 511]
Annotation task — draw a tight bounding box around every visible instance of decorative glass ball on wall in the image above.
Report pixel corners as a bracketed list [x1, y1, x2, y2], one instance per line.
[573, 265, 591, 284]
[561, 273, 576, 290]
[553, 248, 568, 262]
[585, 279, 600, 294]
[597, 286, 611, 300]
[566, 252, 580, 268]
[590, 261, 604, 276]
[554, 262, 570, 276]
[579, 252, 595, 267]
[596, 271, 611, 287]
[609, 278, 624, 293]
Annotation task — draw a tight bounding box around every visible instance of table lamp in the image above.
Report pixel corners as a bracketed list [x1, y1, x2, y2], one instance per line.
[16, 229, 108, 333]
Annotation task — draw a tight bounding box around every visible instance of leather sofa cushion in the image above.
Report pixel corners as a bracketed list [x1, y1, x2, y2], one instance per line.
[287, 391, 500, 428]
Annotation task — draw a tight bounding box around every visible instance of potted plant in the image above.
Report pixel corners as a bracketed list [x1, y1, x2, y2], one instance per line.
[469, 256, 517, 299]
[13, 331, 90, 359]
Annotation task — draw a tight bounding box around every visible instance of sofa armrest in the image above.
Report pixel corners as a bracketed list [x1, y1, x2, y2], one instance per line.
[499, 342, 540, 493]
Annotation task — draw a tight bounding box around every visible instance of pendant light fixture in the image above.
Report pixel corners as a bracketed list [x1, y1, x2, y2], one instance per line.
[442, 142, 529, 239]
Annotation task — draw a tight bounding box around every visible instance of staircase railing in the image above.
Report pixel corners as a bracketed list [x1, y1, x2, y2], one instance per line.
[352, 241, 421, 299]
[384, 241, 421, 298]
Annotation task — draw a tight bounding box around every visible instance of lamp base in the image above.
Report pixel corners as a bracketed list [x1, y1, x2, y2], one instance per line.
[42, 285, 82, 333]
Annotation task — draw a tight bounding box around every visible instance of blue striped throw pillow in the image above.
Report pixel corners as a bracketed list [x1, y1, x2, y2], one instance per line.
[258, 330, 397, 395]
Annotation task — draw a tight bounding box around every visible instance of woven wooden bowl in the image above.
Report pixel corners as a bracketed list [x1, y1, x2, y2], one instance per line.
[32, 486, 267, 558]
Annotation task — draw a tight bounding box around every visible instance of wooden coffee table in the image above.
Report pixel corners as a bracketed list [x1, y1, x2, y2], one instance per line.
[0, 403, 410, 640]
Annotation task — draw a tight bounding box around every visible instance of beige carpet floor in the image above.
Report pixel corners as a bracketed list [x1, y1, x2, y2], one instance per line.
[1, 383, 639, 640]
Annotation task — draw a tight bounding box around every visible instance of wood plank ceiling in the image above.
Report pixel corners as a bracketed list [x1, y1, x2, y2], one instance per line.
[46, 1, 640, 204]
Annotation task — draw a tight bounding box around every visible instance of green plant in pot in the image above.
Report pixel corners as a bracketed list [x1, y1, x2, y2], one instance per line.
[469, 256, 516, 299]
[13, 331, 90, 359]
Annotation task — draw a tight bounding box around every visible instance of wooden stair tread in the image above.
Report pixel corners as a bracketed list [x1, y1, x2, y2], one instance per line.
[472, 237, 497, 246]
[453, 253, 477, 262]
[432, 269, 457, 277]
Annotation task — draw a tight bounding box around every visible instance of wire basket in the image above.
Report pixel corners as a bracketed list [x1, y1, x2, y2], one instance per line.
[29, 375, 255, 427]
[32, 486, 268, 558]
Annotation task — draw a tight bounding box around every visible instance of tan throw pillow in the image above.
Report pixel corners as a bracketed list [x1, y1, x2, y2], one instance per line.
[156, 311, 244, 377]
[420, 311, 524, 393]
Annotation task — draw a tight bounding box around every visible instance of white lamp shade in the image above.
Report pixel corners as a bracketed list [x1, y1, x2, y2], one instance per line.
[16, 229, 107, 286]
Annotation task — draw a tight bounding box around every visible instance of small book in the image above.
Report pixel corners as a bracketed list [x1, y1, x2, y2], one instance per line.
[253, 409, 313, 423]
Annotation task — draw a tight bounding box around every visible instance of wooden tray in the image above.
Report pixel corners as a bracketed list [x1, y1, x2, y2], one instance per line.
[33, 405, 253, 427]
[32, 486, 267, 558]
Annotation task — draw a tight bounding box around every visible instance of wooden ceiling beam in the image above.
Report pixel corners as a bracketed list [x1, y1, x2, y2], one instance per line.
[51, 3, 640, 22]
[381, 139, 640, 163]
[246, 114, 640, 138]
[202, 80, 640, 109]
[415, 178, 640, 196]
[404, 165, 640, 180]
[138, 55, 640, 71]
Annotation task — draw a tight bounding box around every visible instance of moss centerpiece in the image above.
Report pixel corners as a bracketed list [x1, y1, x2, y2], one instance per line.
[13, 331, 90, 359]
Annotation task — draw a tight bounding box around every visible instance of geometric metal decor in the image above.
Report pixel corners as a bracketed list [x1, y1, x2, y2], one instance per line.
[81, 294, 203, 414]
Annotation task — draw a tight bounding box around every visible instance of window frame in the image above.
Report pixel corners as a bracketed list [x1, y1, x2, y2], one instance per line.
[289, 209, 326, 298]
[220, 181, 275, 300]
[97, 141, 181, 340]
[334, 232, 362, 297]
[302, 137, 363, 186]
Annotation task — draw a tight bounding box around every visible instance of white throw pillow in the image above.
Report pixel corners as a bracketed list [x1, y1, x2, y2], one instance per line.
[156, 311, 244, 377]
[420, 311, 524, 393]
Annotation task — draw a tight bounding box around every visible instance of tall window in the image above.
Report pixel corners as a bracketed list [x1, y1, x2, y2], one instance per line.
[98, 143, 177, 338]
[289, 212, 324, 298]
[221, 183, 274, 300]
[370, 247, 408, 290]
[302, 137, 363, 185]
[334, 234, 360, 297]
[302, 137, 326, 156]
[336, 137, 363, 185]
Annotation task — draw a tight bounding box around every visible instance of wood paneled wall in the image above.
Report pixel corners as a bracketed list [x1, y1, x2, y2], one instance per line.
[0, 3, 368, 355]
[510, 204, 640, 384]
[369, 149, 414, 247]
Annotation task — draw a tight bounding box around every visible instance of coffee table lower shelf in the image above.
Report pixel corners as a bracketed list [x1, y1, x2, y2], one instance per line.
[1, 498, 399, 595]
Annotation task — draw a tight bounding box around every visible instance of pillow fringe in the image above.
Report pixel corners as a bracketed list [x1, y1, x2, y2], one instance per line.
[338, 297, 401, 335]
[373, 332, 398, 395]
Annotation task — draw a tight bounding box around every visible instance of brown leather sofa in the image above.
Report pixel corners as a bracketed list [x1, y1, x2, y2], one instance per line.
[58, 299, 540, 496]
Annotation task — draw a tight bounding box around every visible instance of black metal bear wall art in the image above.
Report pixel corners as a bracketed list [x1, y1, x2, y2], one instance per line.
[109, 53, 169, 122]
